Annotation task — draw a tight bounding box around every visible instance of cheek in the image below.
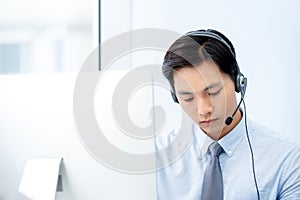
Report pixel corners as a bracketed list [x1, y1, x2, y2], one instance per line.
[211, 92, 227, 115]
[224, 90, 237, 113]
[180, 102, 198, 120]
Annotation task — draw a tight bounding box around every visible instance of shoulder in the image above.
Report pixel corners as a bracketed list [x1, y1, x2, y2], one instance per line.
[155, 123, 198, 170]
[155, 128, 178, 150]
[247, 119, 300, 162]
[249, 120, 298, 147]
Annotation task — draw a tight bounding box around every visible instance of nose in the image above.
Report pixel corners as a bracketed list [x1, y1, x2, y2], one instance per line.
[196, 96, 213, 117]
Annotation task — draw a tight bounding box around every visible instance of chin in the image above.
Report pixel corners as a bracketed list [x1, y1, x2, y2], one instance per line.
[200, 126, 224, 140]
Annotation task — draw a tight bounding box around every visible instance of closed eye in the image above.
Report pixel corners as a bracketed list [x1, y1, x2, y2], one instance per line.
[208, 88, 222, 96]
[183, 97, 194, 102]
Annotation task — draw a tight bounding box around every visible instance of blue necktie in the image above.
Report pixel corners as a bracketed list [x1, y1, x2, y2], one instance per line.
[201, 142, 224, 200]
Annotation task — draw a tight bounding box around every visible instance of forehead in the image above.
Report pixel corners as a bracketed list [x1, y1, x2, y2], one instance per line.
[173, 61, 226, 90]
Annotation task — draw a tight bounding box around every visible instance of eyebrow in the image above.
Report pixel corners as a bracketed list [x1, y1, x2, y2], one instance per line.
[177, 82, 222, 95]
[203, 82, 222, 91]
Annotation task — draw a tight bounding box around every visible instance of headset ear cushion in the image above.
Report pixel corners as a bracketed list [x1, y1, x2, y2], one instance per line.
[236, 72, 247, 95]
[235, 73, 242, 93]
[234, 64, 243, 93]
[171, 91, 179, 103]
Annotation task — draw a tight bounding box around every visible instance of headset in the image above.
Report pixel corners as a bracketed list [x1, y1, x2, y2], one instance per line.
[168, 29, 260, 200]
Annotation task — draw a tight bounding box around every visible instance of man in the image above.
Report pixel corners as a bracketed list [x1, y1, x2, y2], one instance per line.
[156, 29, 300, 200]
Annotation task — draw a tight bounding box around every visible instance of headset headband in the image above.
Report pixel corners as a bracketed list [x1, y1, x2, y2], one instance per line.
[185, 29, 236, 58]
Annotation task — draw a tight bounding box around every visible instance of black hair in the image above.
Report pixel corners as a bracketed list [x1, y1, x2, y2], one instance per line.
[162, 29, 238, 95]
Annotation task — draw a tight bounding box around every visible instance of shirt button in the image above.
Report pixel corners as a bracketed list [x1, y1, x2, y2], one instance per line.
[228, 150, 232, 155]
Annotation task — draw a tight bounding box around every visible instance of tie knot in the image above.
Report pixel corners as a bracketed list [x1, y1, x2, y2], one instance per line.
[209, 142, 223, 157]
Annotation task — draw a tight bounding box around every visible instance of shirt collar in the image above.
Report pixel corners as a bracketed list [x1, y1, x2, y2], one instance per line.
[218, 109, 245, 157]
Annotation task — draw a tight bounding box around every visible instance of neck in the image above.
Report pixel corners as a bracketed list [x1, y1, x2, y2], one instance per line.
[217, 109, 243, 140]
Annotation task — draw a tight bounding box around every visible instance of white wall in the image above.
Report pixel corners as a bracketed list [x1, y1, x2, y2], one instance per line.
[0, 73, 157, 200]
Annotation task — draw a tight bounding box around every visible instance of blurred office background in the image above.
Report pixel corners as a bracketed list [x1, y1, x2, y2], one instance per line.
[0, 0, 299, 199]
[0, 0, 95, 73]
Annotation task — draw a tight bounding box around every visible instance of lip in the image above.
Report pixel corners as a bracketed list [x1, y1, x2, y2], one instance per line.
[199, 118, 218, 126]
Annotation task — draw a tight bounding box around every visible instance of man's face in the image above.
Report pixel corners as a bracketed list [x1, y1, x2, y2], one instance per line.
[173, 61, 238, 140]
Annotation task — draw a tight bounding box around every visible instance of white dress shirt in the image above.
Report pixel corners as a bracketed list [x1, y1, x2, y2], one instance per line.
[155, 113, 300, 200]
